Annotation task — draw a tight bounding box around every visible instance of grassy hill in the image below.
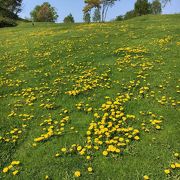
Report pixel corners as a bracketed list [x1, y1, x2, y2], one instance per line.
[0, 14, 180, 180]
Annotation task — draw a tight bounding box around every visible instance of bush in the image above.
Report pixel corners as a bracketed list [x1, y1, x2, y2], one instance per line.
[0, 17, 17, 28]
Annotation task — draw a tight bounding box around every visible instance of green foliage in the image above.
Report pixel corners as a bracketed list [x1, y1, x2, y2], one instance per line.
[83, 0, 101, 13]
[134, 0, 152, 16]
[84, 0, 120, 22]
[114, 15, 123, 21]
[124, 10, 137, 20]
[93, 8, 101, 22]
[0, 0, 22, 15]
[83, 12, 91, 23]
[0, 0, 22, 20]
[63, 14, 75, 23]
[30, 2, 58, 22]
[121, 0, 163, 21]
[0, 7, 18, 19]
[0, 16, 17, 27]
[152, 0, 162, 14]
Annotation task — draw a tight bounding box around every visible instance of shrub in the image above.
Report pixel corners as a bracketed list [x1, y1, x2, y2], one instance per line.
[0, 17, 17, 28]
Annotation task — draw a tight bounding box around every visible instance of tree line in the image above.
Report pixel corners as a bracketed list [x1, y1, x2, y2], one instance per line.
[116, 0, 163, 21]
[83, 0, 171, 23]
[0, 0, 172, 23]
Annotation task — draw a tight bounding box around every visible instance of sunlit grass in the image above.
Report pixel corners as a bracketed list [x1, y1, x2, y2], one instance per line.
[0, 14, 179, 180]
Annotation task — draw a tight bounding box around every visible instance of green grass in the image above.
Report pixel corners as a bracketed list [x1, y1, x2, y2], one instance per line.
[0, 14, 180, 180]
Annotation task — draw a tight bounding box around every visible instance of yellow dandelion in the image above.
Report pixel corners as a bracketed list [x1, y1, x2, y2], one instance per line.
[12, 170, 19, 176]
[74, 171, 81, 177]
[164, 169, 170, 174]
[3, 167, 9, 173]
[143, 175, 150, 180]
[87, 167, 93, 172]
[102, 150, 108, 156]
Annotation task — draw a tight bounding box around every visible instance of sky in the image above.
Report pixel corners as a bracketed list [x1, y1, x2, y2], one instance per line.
[19, 0, 180, 22]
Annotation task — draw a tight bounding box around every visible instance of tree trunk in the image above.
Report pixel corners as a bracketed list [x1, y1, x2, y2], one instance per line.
[101, 4, 105, 22]
[104, 6, 109, 22]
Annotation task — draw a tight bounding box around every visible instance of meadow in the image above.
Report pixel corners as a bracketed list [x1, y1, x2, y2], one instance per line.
[0, 14, 180, 180]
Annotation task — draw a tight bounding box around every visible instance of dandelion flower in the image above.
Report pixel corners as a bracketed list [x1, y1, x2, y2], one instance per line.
[175, 163, 180, 168]
[11, 161, 20, 165]
[87, 167, 93, 173]
[3, 167, 9, 173]
[143, 175, 150, 180]
[102, 150, 108, 156]
[174, 153, 179, 158]
[170, 164, 176, 169]
[164, 169, 170, 174]
[86, 156, 91, 160]
[74, 171, 81, 177]
[61, 148, 66, 152]
[12, 170, 19, 175]
[134, 136, 140, 140]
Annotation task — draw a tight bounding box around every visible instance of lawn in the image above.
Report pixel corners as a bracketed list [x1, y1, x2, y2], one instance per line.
[0, 14, 180, 180]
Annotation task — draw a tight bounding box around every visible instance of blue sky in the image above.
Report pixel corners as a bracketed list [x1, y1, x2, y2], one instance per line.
[20, 0, 180, 22]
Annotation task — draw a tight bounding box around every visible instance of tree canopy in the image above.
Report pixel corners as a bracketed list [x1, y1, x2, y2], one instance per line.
[63, 14, 75, 23]
[0, 0, 23, 19]
[83, 0, 120, 22]
[30, 2, 58, 22]
[152, 0, 162, 14]
[0, 0, 23, 15]
[134, 0, 152, 16]
[83, 12, 91, 23]
[93, 8, 101, 22]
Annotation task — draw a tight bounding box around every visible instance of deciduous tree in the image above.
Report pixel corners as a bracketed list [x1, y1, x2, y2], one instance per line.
[0, 0, 23, 14]
[63, 14, 75, 23]
[83, 0, 120, 22]
[152, 0, 162, 14]
[83, 12, 91, 23]
[0, 0, 22, 18]
[114, 15, 123, 21]
[30, 2, 58, 22]
[124, 10, 136, 20]
[93, 8, 101, 22]
[134, 0, 151, 16]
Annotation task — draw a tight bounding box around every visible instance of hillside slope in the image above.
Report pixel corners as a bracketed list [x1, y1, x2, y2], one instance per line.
[0, 14, 180, 180]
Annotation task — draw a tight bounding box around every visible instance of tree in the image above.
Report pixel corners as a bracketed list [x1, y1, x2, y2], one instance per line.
[83, 12, 91, 23]
[0, 0, 22, 18]
[161, 0, 171, 7]
[0, 0, 23, 14]
[151, 0, 162, 14]
[124, 10, 136, 20]
[83, 0, 120, 22]
[101, 0, 119, 22]
[114, 15, 123, 21]
[134, 0, 151, 16]
[63, 14, 75, 23]
[83, 0, 101, 13]
[30, 2, 58, 22]
[93, 8, 101, 22]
